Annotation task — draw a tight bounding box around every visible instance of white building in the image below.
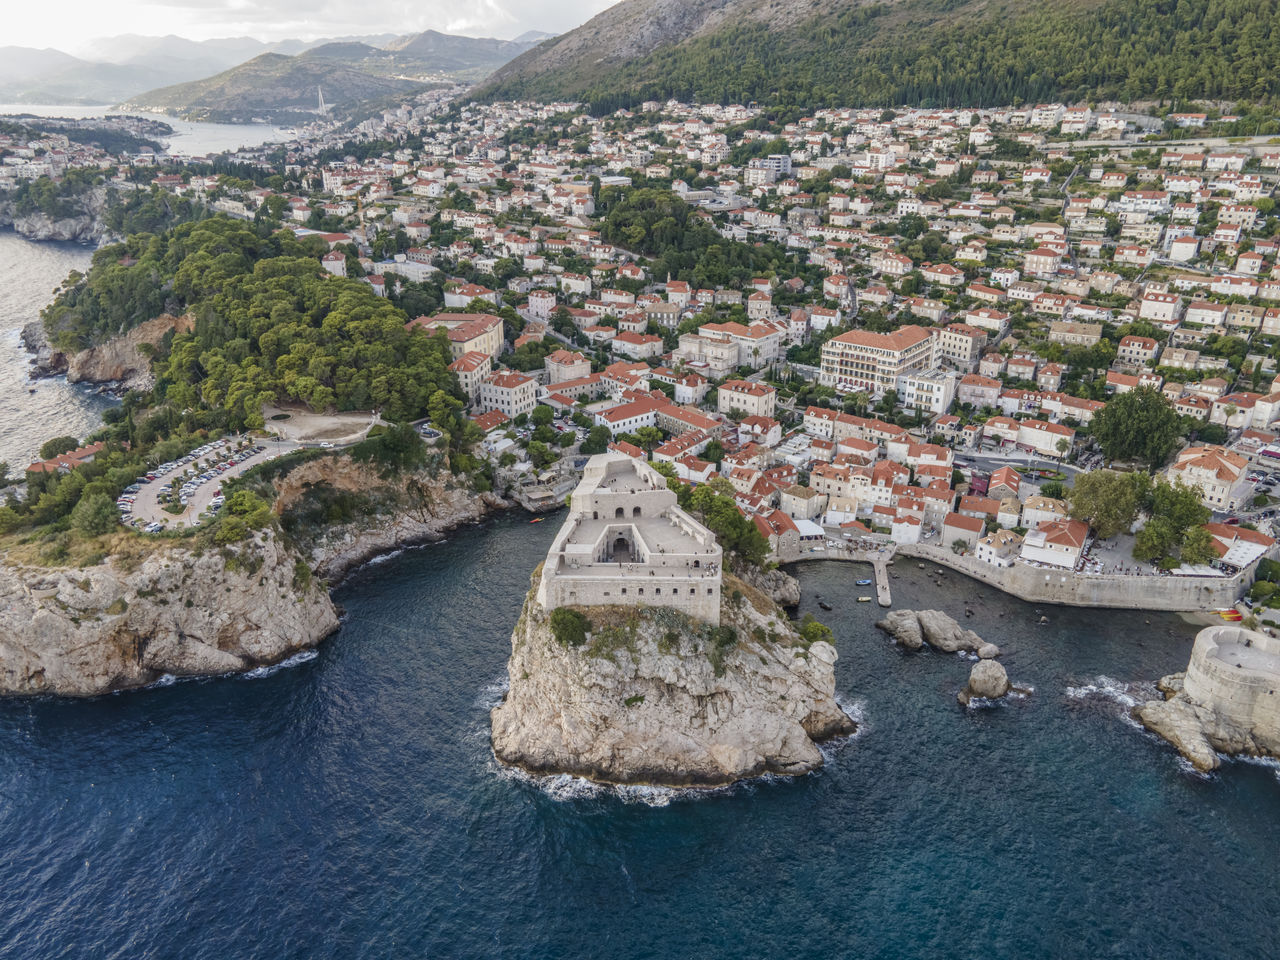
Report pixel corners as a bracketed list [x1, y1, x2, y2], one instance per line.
[535, 452, 724, 624]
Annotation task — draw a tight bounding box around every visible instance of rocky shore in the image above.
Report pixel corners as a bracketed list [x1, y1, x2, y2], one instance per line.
[491, 572, 856, 788]
[0, 448, 520, 696]
[1134, 624, 1280, 772]
[23, 313, 192, 389]
[270, 454, 514, 584]
[0, 187, 120, 245]
[0, 533, 339, 696]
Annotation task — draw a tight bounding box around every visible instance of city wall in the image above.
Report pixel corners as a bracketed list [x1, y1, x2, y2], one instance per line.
[893, 544, 1251, 611]
[780, 539, 1252, 611]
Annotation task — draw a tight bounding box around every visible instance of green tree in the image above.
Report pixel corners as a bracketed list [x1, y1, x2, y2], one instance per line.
[1090, 387, 1180, 468]
[1067, 470, 1149, 538]
[69, 491, 117, 536]
[633, 426, 665, 451]
[580, 426, 612, 455]
[39, 436, 79, 460]
[527, 441, 557, 470]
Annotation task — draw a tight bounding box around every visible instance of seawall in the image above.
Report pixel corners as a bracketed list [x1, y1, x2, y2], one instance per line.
[894, 544, 1250, 611]
[777, 539, 1252, 612]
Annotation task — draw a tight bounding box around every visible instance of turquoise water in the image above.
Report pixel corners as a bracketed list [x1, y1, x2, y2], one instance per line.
[0, 514, 1277, 959]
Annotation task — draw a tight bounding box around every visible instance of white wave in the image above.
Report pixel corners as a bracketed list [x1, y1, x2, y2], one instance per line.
[362, 548, 405, 567]
[145, 673, 178, 689]
[1176, 756, 1216, 781]
[475, 677, 510, 710]
[239, 649, 318, 679]
[1066, 675, 1162, 731]
[1064, 674, 1154, 709]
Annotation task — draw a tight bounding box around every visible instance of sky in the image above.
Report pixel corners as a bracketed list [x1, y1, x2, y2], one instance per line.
[7, 0, 617, 52]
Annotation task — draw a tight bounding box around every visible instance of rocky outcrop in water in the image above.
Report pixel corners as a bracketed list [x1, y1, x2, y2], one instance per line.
[958, 660, 1011, 705]
[0, 533, 339, 696]
[21, 320, 67, 377]
[877, 609, 1000, 658]
[491, 573, 856, 787]
[1134, 624, 1280, 772]
[739, 565, 802, 607]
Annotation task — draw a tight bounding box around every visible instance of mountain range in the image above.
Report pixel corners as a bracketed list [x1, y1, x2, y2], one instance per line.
[0, 29, 551, 109]
[481, 0, 1280, 111]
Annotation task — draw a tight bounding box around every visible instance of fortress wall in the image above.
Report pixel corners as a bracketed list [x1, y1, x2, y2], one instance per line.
[540, 572, 722, 626]
[1183, 626, 1280, 738]
[889, 544, 1249, 611]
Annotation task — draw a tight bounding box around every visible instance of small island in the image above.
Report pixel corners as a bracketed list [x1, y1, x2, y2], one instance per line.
[491, 452, 856, 788]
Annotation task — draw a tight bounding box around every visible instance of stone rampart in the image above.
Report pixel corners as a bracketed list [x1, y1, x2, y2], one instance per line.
[894, 544, 1249, 610]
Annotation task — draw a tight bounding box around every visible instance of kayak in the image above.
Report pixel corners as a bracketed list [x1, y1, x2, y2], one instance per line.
[855, 579, 872, 585]
[530, 517, 544, 523]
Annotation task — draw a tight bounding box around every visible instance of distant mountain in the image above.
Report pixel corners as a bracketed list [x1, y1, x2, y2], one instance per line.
[0, 28, 546, 110]
[512, 31, 557, 44]
[119, 52, 424, 123]
[480, 0, 1280, 111]
[381, 29, 544, 75]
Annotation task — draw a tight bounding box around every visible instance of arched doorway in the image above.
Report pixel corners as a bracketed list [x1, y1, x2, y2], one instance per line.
[612, 535, 633, 562]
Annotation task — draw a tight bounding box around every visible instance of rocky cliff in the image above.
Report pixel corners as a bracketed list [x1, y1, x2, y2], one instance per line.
[0, 185, 119, 245]
[0, 532, 339, 696]
[272, 454, 512, 583]
[491, 573, 856, 787]
[24, 313, 191, 388]
[66, 312, 193, 390]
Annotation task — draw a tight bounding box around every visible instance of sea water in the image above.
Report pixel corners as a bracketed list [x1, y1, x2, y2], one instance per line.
[0, 515, 1276, 959]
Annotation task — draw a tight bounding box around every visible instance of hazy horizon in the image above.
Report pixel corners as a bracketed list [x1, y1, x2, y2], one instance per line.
[5, 0, 616, 56]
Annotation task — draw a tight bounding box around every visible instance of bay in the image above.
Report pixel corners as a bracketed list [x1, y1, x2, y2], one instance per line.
[0, 514, 1275, 960]
[0, 104, 291, 156]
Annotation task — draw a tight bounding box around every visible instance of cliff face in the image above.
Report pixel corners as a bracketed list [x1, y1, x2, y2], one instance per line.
[0, 185, 119, 245]
[0, 533, 339, 697]
[491, 574, 855, 787]
[275, 454, 512, 583]
[65, 312, 193, 390]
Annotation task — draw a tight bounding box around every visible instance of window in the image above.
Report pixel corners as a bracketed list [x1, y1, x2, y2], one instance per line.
[615, 507, 625, 518]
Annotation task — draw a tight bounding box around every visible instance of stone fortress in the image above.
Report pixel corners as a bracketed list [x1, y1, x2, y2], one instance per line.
[535, 452, 723, 624]
[1137, 623, 1280, 770]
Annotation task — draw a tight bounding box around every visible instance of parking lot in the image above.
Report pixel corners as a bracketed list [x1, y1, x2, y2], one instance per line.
[118, 435, 299, 531]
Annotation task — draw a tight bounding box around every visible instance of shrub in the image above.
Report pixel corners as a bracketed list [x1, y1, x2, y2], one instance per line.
[550, 607, 591, 647]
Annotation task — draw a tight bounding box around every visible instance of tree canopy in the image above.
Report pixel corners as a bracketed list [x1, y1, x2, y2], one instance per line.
[1090, 387, 1181, 469]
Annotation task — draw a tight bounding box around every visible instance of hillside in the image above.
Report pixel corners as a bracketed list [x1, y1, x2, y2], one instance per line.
[122, 29, 547, 121]
[480, 0, 1280, 111]
[120, 53, 424, 122]
[383, 29, 543, 74]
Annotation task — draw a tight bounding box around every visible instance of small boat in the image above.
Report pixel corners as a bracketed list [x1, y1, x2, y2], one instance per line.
[529, 517, 544, 523]
[856, 578, 872, 586]
[857, 596, 872, 603]
[818, 601, 833, 611]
